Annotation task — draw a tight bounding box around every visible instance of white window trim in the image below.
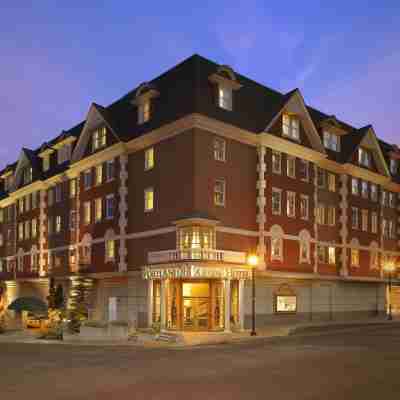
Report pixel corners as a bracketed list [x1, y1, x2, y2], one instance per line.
[213, 137, 226, 162]
[286, 191, 296, 218]
[272, 188, 282, 216]
[214, 179, 226, 207]
[287, 156, 296, 179]
[272, 151, 282, 175]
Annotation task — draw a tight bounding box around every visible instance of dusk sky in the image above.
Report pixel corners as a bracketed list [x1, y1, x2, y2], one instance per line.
[1, 1, 399, 168]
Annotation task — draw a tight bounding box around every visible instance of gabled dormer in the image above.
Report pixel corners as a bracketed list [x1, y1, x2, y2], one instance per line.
[53, 131, 76, 165]
[388, 145, 400, 176]
[319, 115, 348, 153]
[1, 166, 15, 193]
[208, 65, 242, 112]
[38, 143, 55, 173]
[13, 148, 41, 190]
[71, 103, 121, 164]
[131, 82, 160, 125]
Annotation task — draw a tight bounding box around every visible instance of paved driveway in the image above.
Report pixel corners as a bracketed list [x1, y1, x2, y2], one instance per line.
[1, 325, 400, 400]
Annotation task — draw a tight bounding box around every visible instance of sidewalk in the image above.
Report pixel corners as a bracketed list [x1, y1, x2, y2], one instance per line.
[0, 317, 399, 347]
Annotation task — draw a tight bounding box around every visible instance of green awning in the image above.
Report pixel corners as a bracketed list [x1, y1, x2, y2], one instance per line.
[8, 297, 48, 313]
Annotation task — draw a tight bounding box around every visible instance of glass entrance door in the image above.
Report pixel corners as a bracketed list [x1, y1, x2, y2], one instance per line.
[182, 282, 210, 331]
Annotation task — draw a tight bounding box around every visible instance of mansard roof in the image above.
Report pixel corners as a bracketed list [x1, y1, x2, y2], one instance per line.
[0, 53, 398, 187]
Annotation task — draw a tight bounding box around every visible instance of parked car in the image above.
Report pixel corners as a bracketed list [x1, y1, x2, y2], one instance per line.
[25, 312, 47, 329]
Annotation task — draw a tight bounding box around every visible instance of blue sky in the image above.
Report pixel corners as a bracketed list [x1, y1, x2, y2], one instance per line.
[1, 1, 399, 167]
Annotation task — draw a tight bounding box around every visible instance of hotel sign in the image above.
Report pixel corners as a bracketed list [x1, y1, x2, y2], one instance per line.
[142, 264, 251, 280]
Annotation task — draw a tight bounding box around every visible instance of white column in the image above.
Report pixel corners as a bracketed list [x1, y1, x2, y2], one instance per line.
[224, 279, 231, 333]
[160, 279, 168, 331]
[238, 279, 245, 331]
[256, 145, 267, 269]
[147, 280, 153, 328]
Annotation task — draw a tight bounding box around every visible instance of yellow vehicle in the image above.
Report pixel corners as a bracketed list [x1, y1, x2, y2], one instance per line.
[25, 312, 46, 329]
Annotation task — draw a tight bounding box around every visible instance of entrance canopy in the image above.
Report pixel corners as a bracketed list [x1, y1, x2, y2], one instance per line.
[8, 297, 48, 313]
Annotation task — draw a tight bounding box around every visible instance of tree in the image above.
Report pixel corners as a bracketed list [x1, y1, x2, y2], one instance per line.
[54, 284, 65, 310]
[47, 277, 56, 309]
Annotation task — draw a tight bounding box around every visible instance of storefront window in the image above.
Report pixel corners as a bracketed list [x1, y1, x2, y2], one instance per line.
[167, 281, 180, 329]
[178, 226, 216, 250]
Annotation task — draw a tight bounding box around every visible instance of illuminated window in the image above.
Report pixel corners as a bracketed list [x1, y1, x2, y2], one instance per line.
[70, 211, 76, 230]
[214, 179, 225, 206]
[144, 188, 154, 212]
[299, 159, 309, 182]
[70, 179, 77, 198]
[145, 147, 155, 170]
[328, 173, 336, 192]
[105, 159, 115, 181]
[178, 226, 215, 250]
[371, 212, 378, 234]
[282, 114, 300, 141]
[271, 188, 282, 215]
[327, 206, 335, 226]
[272, 151, 282, 174]
[317, 245, 326, 264]
[361, 181, 368, 199]
[287, 156, 296, 179]
[390, 159, 398, 175]
[299, 240, 310, 263]
[55, 216, 61, 233]
[18, 222, 24, 241]
[351, 207, 359, 230]
[287, 191, 296, 218]
[83, 201, 91, 224]
[323, 131, 340, 152]
[31, 218, 37, 238]
[358, 148, 371, 168]
[23, 167, 33, 184]
[371, 251, 379, 269]
[92, 127, 107, 151]
[218, 86, 232, 111]
[106, 240, 115, 261]
[95, 165, 103, 186]
[138, 101, 151, 124]
[351, 249, 359, 267]
[95, 198, 102, 222]
[351, 178, 359, 196]
[362, 210, 368, 232]
[105, 195, 114, 219]
[25, 220, 30, 239]
[328, 247, 336, 265]
[276, 295, 297, 313]
[83, 169, 92, 190]
[271, 237, 283, 261]
[300, 195, 309, 220]
[213, 137, 226, 162]
[55, 184, 62, 203]
[316, 204, 325, 225]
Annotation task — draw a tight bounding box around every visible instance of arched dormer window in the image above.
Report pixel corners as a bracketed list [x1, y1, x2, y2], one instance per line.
[132, 82, 160, 125]
[209, 65, 242, 112]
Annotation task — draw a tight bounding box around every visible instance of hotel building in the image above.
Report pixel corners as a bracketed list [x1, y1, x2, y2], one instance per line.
[0, 54, 399, 331]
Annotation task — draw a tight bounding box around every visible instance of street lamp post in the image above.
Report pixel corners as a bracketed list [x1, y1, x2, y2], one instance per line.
[247, 254, 259, 336]
[384, 260, 396, 321]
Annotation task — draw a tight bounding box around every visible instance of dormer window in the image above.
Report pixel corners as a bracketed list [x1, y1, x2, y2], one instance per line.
[138, 101, 151, 124]
[92, 127, 107, 152]
[3, 175, 14, 191]
[282, 114, 300, 141]
[218, 86, 232, 111]
[323, 131, 340, 152]
[390, 159, 398, 175]
[23, 167, 32, 185]
[358, 148, 371, 168]
[57, 144, 71, 164]
[43, 155, 50, 171]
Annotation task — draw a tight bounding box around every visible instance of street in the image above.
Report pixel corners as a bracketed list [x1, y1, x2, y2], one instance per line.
[1, 325, 400, 399]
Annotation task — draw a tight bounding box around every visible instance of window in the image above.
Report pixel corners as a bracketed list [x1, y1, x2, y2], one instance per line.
[95, 165, 103, 186]
[300, 195, 309, 220]
[70, 179, 77, 198]
[299, 159, 309, 182]
[351, 178, 359, 196]
[327, 206, 336, 226]
[371, 212, 378, 234]
[25, 220, 30, 240]
[31, 218, 37, 238]
[95, 198, 102, 222]
[382, 219, 389, 239]
[138, 101, 151, 124]
[316, 204, 325, 225]
[213, 138, 226, 162]
[317, 168, 326, 188]
[218, 86, 232, 111]
[282, 114, 300, 141]
[299, 240, 310, 263]
[287, 192, 296, 218]
[361, 181, 368, 199]
[55, 184, 62, 203]
[19, 198, 24, 214]
[317, 245, 326, 264]
[0, 209, 3, 223]
[18, 223, 23, 241]
[144, 187, 154, 212]
[371, 251, 379, 269]
[55, 216, 61, 233]
[106, 240, 115, 261]
[0, 234, 3, 246]
[351, 207, 359, 230]
[351, 249, 359, 267]
[31, 192, 37, 209]
[389, 220, 396, 239]
[70, 211, 76, 230]
[105, 195, 115, 219]
[25, 195, 31, 212]
[323, 131, 340, 152]
[371, 184, 378, 202]
[271, 237, 283, 261]
[328, 174, 336, 192]
[328, 247, 336, 265]
[272, 151, 282, 174]
[276, 295, 297, 313]
[83, 169, 92, 190]
[381, 190, 388, 207]
[105, 159, 115, 182]
[287, 156, 296, 179]
[362, 210, 368, 232]
[390, 159, 398, 175]
[272, 189, 282, 215]
[83, 201, 91, 224]
[23, 167, 33, 184]
[48, 217, 53, 235]
[145, 147, 155, 170]
[43, 155, 50, 172]
[358, 148, 371, 168]
[389, 192, 396, 208]
[178, 226, 215, 250]
[92, 127, 107, 151]
[214, 179, 225, 207]
[57, 144, 71, 164]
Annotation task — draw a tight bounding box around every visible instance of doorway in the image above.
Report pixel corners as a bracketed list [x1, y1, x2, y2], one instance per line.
[182, 282, 210, 331]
